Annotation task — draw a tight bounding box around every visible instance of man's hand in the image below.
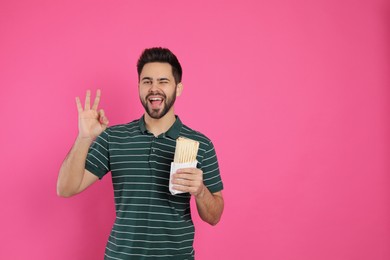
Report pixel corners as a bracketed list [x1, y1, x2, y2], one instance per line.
[171, 168, 206, 198]
[76, 89, 109, 140]
[172, 167, 224, 225]
[57, 90, 105, 197]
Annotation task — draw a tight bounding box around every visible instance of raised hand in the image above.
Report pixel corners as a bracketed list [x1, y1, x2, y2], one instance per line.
[76, 89, 109, 140]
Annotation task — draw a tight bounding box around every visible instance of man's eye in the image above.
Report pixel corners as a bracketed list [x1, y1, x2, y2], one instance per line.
[160, 81, 168, 84]
[143, 81, 152, 84]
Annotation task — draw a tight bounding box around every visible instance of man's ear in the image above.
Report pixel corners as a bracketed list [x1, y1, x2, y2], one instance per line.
[176, 82, 183, 97]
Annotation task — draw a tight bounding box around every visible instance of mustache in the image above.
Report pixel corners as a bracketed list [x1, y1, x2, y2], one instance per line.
[146, 92, 166, 100]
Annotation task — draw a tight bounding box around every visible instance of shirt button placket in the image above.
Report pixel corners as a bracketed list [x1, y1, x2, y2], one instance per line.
[152, 138, 156, 153]
[149, 137, 156, 168]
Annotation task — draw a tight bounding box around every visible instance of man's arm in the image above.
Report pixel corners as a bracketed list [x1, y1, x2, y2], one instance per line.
[57, 90, 108, 197]
[57, 137, 99, 197]
[195, 189, 224, 226]
[171, 168, 224, 225]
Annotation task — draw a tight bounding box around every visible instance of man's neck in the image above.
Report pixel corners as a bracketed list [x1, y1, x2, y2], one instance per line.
[144, 111, 176, 137]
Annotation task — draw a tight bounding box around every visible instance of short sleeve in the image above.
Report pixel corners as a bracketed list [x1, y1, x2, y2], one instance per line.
[200, 141, 224, 193]
[85, 130, 110, 179]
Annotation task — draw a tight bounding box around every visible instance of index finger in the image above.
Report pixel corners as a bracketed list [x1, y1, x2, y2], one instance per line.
[176, 168, 200, 174]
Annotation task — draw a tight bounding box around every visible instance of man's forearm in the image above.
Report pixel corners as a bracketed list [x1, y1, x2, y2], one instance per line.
[195, 188, 224, 226]
[57, 137, 93, 197]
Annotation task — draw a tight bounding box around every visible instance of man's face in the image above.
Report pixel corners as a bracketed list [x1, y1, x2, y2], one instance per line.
[139, 62, 182, 119]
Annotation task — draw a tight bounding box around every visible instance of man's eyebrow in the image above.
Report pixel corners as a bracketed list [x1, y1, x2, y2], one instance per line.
[157, 77, 170, 81]
[141, 77, 153, 81]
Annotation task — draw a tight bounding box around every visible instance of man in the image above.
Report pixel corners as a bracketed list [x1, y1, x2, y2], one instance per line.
[57, 47, 224, 259]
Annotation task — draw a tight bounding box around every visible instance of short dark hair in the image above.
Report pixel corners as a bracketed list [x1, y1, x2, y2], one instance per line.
[137, 47, 182, 84]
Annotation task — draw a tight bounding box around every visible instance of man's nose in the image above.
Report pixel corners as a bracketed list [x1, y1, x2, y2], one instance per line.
[149, 82, 159, 92]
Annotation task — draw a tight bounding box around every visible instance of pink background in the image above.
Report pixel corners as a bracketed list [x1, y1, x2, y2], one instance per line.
[1, 0, 389, 259]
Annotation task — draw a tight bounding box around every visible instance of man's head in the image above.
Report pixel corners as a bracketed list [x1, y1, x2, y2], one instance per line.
[137, 47, 183, 120]
[137, 47, 182, 85]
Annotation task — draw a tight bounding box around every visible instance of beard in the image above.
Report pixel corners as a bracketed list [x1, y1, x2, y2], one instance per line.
[141, 88, 177, 119]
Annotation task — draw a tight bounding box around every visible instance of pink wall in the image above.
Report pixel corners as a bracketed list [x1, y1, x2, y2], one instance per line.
[1, 0, 389, 259]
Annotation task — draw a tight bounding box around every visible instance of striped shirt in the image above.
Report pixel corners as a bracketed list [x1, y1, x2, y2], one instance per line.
[85, 116, 224, 259]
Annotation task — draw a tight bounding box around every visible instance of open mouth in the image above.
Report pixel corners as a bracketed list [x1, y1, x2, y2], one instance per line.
[148, 96, 164, 109]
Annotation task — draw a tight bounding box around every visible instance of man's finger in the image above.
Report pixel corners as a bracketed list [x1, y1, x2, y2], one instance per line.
[99, 109, 109, 126]
[99, 109, 105, 121]
[173, 172, 201, 182]
[172, 185, 188, 193]
[84, 90, 91, 110]
[75, 97, 83, 113]
[92, 89, 101, 110]
[176, 168, 200, 174]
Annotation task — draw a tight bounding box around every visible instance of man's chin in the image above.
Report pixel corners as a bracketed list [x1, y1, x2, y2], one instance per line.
[146, 109, 165, 119]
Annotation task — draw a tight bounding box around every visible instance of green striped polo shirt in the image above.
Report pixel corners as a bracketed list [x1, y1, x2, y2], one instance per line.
[85, 115, 223, 260]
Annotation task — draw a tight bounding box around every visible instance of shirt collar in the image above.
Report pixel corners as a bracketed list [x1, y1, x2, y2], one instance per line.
[138, 115, 182, 139]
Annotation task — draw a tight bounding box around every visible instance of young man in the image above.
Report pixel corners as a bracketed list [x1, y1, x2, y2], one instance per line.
[57, 47, 224, 259]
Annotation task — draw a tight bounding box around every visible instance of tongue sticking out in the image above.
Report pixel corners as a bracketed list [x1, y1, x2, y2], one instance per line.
[150, 99, 163, 109]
